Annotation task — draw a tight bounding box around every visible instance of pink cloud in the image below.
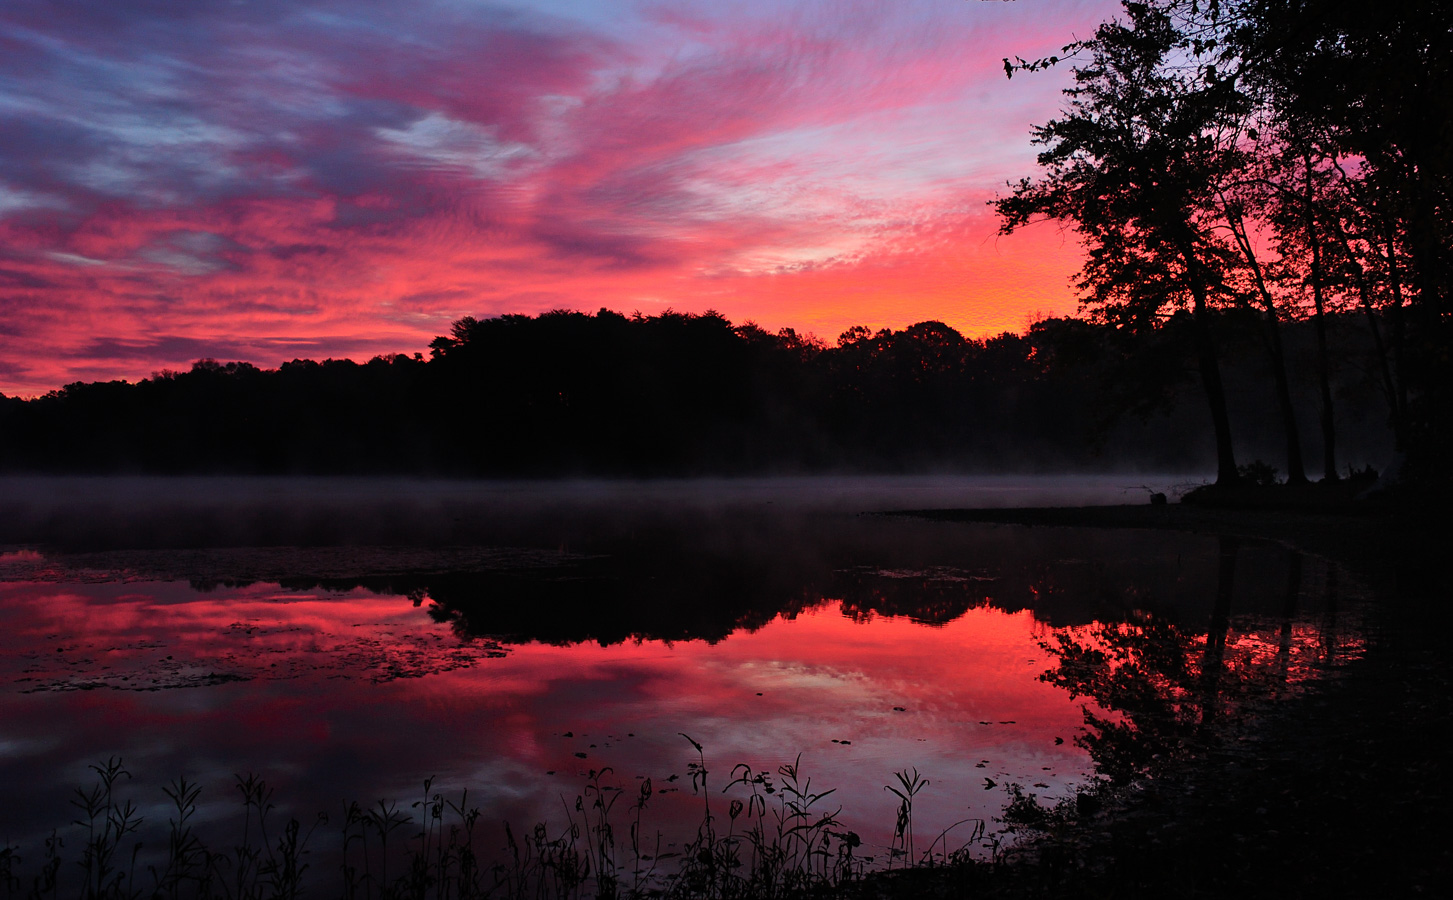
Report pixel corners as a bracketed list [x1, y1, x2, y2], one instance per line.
[0, 0, 1120, 396]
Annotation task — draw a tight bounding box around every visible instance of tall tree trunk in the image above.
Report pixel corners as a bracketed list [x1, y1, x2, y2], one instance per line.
[1181, 242, 1239, 485]
[1403, 171, 1451, 330]
[1226, 206, 1308, 483]
[1305, 163, 1338, 480]
[1330, 212, 1406, 449]
[1355, 271, 1408, 451]
[1380, 211, 1410, 433]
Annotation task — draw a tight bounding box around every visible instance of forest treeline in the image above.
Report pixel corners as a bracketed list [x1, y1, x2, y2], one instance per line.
[0, 308, 1392, 476]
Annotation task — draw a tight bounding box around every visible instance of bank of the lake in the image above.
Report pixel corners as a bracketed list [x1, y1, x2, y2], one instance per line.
[881, 495, 1453, 899]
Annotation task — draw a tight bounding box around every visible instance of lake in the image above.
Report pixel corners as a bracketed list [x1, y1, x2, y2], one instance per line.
[0, 475, 1364, 893]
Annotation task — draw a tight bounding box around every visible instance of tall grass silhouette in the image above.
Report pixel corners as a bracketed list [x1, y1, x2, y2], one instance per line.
[0, 741, 1018, 900]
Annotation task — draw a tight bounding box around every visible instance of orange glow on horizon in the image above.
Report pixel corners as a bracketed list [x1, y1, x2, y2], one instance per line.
[0, 0, 1118, 397]
[0, 205, 1086, 396]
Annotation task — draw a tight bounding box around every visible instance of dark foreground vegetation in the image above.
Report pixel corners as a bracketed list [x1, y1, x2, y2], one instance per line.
[2, 744, 972, 900]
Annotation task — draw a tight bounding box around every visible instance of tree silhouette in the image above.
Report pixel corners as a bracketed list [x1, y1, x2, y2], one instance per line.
[0, 307, 1394, 477]
[995, 2, 1248, 484]
[1233, 0, 1453, 468]
[996, 0, 1453, 484]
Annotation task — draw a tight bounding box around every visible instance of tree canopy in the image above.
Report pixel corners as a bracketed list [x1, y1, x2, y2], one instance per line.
[997, 0, 1451, 484]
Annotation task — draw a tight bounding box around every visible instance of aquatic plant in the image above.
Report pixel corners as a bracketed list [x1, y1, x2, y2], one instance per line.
[883, 768, 926, 868]
[71, 758, 144, 900]
[0, 747, 1011, 900]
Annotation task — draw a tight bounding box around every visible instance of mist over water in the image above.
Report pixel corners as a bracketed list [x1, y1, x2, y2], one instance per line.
[0, 474, 1203, 551]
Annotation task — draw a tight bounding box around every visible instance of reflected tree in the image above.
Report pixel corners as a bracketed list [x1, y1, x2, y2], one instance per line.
[1038, 611, 1200, 784]
[1036, 536, 1246, 783]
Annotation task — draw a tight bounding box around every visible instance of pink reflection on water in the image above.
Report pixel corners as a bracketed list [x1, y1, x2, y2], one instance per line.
[0, 576, 1091, 856]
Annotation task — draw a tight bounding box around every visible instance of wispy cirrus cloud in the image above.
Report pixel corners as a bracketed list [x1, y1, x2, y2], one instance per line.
[0, 0, 1117, 396]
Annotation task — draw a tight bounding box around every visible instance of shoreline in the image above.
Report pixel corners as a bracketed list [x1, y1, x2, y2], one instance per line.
[882, 500, 1452, 898]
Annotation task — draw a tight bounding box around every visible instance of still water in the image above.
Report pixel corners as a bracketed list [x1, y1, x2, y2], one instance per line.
[0, 476, 1362, 879]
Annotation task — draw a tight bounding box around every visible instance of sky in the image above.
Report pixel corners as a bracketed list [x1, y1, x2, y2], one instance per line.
[0, 0, 1121, 397]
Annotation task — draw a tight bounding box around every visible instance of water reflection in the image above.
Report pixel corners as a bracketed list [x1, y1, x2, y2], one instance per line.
[0, 513, 1363, 887]
[1037, 537, 1361, 785]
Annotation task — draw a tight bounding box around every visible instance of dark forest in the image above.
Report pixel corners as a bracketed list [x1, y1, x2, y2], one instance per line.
[0, 307, 1394, 476]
